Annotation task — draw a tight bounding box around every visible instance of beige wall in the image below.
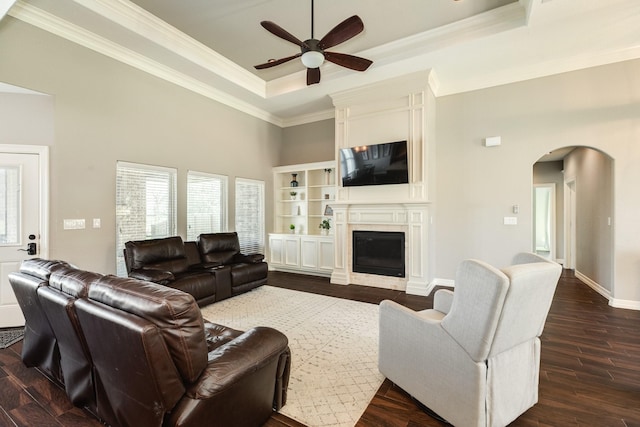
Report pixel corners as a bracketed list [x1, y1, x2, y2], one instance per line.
[0, 18, 282, 274]
[280, 119, 334, 166]
[436, 59, 640, 304]
[564, 147, 614, 292]
[0, 92, 54, 145]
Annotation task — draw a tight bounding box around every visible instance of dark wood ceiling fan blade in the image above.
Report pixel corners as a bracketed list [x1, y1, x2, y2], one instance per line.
[254, 53, 301, 69]
[324, 51, 372, 72]
[307, 67, 321, 85]
[318, 15, 364, 50]
[260, 21, 308, 48]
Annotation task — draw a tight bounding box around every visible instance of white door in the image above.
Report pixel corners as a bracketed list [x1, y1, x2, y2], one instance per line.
[0, 152, 41, 327]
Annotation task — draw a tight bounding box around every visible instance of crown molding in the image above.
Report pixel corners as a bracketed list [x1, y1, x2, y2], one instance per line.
[70, 0, 266, 97]
[9, 1, 283, 127]
[281, 109, 335, 128]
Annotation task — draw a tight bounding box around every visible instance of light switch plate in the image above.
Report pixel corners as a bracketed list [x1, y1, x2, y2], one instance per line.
[63, 219, 85, 230]
[93, 218, 101, 228]
[504, 216, 518, 225]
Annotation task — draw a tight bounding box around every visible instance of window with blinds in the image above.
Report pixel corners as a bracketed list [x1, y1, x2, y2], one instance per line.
[187, 171, 227, 241]
[116, 161, 177, 276]
[235, 178, 265, 254]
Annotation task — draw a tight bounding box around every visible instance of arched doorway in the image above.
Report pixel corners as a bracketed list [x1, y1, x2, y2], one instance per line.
[533, 146, 615, 299]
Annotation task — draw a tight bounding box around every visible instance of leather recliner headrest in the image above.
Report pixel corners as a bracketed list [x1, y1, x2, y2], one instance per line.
[19, 258, 71, 280]
[49, 265, 103, 298]
[125, 236, 187, 270]
[88, 275, 208, 383]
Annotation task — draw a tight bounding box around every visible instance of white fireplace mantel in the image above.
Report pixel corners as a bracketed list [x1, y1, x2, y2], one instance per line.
[330, 203, 431, 295]
[327, 71, 436, 296]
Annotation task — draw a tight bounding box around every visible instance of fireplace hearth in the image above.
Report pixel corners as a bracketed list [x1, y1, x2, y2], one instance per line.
[353, 230, 405, 278]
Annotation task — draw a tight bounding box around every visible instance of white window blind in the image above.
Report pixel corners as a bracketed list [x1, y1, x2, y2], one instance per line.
[187, 171, 227, 241]
[116, 161, 177, 276]
[235, 178, 265, 254]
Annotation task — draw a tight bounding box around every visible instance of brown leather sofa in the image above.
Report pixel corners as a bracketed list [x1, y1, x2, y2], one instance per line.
[124, 233, 268, 305]
[8, 258, 70, 384]
[8, 258, 291, 427]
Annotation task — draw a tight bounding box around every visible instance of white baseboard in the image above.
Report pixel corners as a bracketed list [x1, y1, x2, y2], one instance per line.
[431, 278, 455, 288]
[416, 278, 455, 297]
[574, 270, 611, 301]
[576, 270, 640, 310]
[608, 298, 640, 310]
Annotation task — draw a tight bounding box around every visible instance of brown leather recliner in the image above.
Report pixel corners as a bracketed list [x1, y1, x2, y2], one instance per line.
[124, 236, 217, 306]
[37, 265, 102, 412]
[197, 232, 268, 297]
[8, 258, 70, 383]
[74, 274, 291, 427]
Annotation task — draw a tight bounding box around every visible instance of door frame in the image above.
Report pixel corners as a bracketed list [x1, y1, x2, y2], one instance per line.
[0, 144, 49, 258]
[564, 177, 576, 270]
[533, 182, 556, 261]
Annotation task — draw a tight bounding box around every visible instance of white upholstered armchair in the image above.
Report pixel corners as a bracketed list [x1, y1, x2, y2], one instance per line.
[379, 253, 562, 427]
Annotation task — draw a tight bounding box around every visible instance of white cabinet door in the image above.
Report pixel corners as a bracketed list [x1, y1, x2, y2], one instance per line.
[269, 235, 284, 266]
[318, 239, 334, 272]
[300, 237, 318, 269]
[283, 236, 300, 267]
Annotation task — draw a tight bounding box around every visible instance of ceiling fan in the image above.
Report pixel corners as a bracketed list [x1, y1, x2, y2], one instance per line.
[254, 0, 373, 85]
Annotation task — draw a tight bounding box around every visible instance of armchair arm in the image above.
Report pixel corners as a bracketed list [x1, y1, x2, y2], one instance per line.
[433, 289, 454, 314]
[128, 268, 174, 285]
[378, 300, 488, 426]
[232, 253, 265, 264]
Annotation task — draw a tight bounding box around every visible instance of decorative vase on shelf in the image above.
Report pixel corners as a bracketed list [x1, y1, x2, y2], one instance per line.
[324, 168, 332, 185]
[290, 173, 298, 187]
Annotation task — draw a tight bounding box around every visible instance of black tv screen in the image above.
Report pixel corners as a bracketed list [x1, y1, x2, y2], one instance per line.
[339, 140, 409, 187]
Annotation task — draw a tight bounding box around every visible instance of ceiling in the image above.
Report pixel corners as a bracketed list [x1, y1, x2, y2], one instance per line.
[4, 0, 640, 127]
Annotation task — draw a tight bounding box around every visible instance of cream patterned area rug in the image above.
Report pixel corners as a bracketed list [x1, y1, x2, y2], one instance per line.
[200, 285, 384, 427]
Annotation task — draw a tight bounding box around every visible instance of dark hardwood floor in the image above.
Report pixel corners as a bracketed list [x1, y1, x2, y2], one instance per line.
[2, 269, 639, 426]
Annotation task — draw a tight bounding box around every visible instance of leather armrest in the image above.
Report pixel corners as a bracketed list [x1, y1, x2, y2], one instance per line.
[186, 327, 288, 399]
[188, 262, 223, 271]
[129, 268, 175, 285]
[232, 253, 264, 264]
[203, 322, 243, 352]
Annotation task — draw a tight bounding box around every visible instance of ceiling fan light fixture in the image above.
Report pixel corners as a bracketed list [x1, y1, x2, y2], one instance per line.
[301, 50, 324, 68]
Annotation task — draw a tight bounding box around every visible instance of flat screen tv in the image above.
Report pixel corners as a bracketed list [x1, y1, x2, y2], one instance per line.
[339, 140, 409, 187]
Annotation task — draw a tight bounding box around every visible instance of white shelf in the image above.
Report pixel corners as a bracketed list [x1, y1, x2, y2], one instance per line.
[273, 160, 336, 236]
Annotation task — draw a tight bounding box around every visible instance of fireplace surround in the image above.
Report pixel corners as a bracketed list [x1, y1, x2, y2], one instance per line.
[330, 203, 431, 295]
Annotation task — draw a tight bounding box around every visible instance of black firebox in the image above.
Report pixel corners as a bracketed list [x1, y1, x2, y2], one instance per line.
[352, 230, 405, 278]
